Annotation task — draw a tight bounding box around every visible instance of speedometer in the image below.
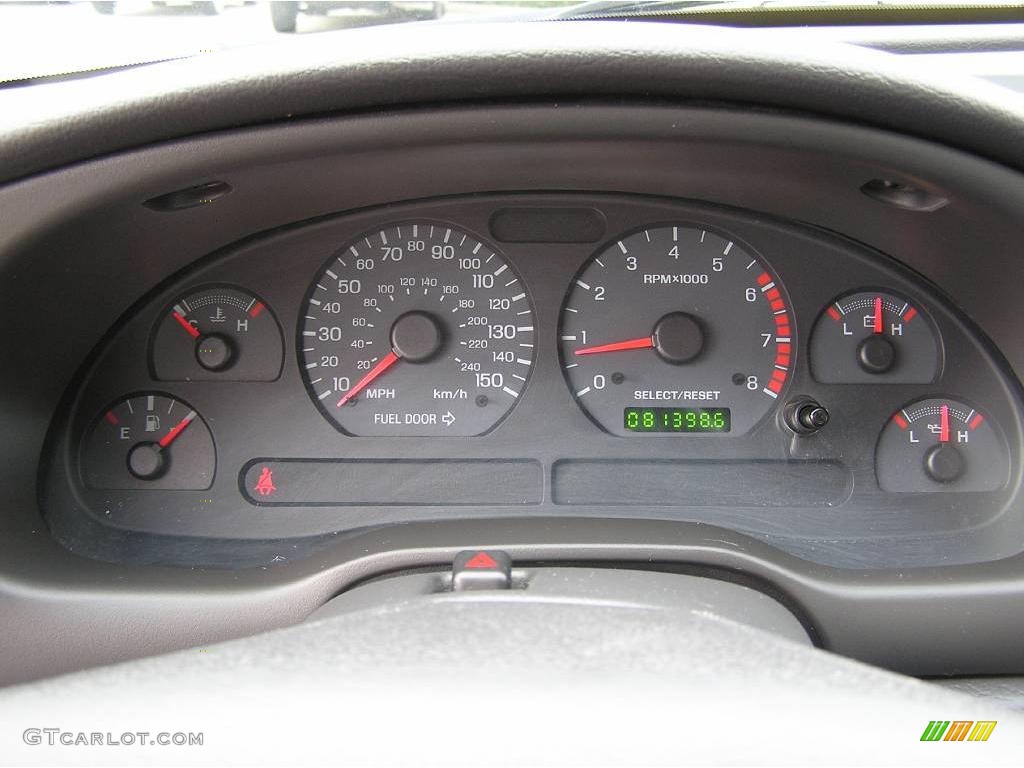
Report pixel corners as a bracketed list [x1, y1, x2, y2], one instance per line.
[300, 222, 535, 436]
[559, 225, 793, 436]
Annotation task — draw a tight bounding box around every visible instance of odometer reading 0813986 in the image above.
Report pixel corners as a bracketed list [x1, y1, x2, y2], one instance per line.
[300, 222, 536, 436]
[559, 225, 793, 436]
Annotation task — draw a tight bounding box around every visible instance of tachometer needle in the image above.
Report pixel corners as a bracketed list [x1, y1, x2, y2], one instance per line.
[873, 296, 884, 334]
[574, 336, 655, 356]
[939, 404, 950, 443]
[158, 410, 197, 449]
[337, 350, 401, 407]
[172, 311, 201, 340]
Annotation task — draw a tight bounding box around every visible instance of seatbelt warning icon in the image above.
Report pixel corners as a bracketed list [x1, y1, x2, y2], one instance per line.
[254, 467, 276, 497]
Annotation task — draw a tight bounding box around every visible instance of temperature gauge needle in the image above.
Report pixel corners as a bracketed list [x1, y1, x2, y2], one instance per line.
[939, 404, 950, 443]
[873, 296, 884, 334]
[575, 336, 655, 356]
[158, 411, 197, 449]
[337, 350, 401, 407]
[171, 311, 201, 340]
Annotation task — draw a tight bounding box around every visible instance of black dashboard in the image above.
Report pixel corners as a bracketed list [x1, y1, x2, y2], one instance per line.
[4, 23, 1024, 687]
[43, 191, 1024, 570]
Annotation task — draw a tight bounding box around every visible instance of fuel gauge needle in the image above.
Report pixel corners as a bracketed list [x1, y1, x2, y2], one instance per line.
[575, 336, 654, 356]
[158, 411, 197, 450]
[337, 350, 401, 407]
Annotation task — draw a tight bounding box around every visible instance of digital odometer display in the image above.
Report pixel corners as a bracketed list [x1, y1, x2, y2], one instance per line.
[624, 407, 731, 433]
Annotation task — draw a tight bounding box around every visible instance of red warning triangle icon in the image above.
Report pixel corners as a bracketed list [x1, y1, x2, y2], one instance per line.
[465, 552, 498, 569]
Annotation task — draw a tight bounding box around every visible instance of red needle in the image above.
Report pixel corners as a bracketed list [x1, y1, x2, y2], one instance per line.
[337, 350, 400, 407]
[575, 336, 655, 356]
[172, 311, 200, 340]
[939, 404, 950, 443]
[158, 411, 196, 449]
[873, 296, 884, 335]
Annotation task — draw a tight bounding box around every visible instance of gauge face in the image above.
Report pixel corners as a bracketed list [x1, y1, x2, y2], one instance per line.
[810, 291, 939, 383]
[559, 225, 792, 436]
[151, 286, 283, 381]
[876, 398, 1008, 492]
[299, 222, 536, 436]
[82, 393, 215, 490]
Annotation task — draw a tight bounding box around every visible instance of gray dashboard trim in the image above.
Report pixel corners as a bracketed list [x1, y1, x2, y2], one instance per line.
[2, 21, 1024, 185]
[3, 105, 1024, 683]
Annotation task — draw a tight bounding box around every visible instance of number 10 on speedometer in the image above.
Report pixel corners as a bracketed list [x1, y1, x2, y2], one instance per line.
[299, 222, 536, 436]
[558, 224, 793, 436]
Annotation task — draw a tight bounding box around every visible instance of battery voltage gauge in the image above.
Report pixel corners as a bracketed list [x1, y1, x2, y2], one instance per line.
[810, 291, 939, 383]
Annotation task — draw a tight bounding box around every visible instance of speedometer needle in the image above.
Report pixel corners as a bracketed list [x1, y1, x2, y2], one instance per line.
[337, 350, 400, 407]
[574, 336, 655, 356]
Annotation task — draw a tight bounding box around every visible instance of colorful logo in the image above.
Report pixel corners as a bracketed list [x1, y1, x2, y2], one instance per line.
[921, 721, 997, 742]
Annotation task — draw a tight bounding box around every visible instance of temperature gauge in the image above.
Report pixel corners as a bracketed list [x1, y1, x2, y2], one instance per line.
[82, 393, 215, 490]
[151, 285, 283, 381]
[876, 398, 1008, 492]
[810, 291, 939, 383]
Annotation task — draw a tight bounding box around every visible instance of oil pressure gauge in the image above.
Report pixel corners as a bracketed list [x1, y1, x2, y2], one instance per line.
[876, 397, 1008, 492]
[810, 291, 939, 383]
[151, 285, 283, 381]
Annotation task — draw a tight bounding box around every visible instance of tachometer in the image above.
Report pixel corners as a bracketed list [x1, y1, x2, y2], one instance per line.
[558, 225, 792, 436]
[299, 222, 536, 436]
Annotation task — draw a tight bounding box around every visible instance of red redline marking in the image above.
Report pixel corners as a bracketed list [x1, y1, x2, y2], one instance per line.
[771, 370, 787, 383]
[770, 299, 786, 311]
[767, 379, 783, 394]
[827, 306, 841, 321]
[171, 311, 200, 339]
[249, 302, 265, 318]
[970, 413, 985, 430]
[765, 288, 781, 301]
[903, 307, 917, 322]
[893, 414, 908, 429]
[777, 325, 791, 337]
[757, 272, 771, 286]
[775, 354, 791, 367]
[774, 314, 789, 326]
[104, 411, 118, 425]
[778, 343, 792, 355]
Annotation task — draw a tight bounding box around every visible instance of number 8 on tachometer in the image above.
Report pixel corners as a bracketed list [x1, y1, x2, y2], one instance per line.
[558, 224, 793, 436]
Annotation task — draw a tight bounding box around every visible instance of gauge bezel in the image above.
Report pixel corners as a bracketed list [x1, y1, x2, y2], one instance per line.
[78, 390, 217, 491]
[557, 220, 795, 437]
[295, 218, 538, 438]
[873, 393, 1011, 493]
[808, 286, 944, 385]
[148, 282, 284, 383]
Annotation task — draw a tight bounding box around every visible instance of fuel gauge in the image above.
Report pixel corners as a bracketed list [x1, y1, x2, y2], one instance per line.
[876, 397, 1008, 492]
[151, 285, 283, 381]
[82, 393, 215, 490]
[810, 291, 939, 383]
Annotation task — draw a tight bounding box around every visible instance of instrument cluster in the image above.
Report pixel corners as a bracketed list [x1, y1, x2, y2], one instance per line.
[43, 194, 1023, 569]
